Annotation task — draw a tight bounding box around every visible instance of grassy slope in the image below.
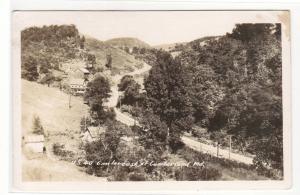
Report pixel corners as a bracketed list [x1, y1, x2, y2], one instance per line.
[85, 37, 144, 75]
[22, 79, 88, 135]
[153, 42, 187, 51]
[105, 37, 151, 48]
[22, 79, 90, 153]
[22, 155, 106, 181]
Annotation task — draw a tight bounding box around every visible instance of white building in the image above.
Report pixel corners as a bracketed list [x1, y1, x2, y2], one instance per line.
[24, 135, 45, 153]
[69, 78, 87, 96]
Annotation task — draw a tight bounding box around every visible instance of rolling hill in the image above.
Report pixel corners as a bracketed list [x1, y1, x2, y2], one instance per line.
[105, 37, 151, 49]
[154, 42, 187, 51]
[85, 37, 144, 75]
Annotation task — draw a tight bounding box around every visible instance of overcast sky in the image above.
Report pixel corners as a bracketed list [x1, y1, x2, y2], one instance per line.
[14, 11, 284, 46]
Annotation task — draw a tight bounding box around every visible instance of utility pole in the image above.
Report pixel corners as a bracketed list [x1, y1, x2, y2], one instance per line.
[166, 127, 170, 153]
[84, 115, 87, 132]
[228, 135, 232, 160]
[69, 92, 72, 109]
[217, 142, 219, 157]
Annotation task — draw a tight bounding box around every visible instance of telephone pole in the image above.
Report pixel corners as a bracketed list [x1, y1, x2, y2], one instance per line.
[69, 92, 72, 109]
[228, 135, 232, 159]
[217, 142, 219, 157]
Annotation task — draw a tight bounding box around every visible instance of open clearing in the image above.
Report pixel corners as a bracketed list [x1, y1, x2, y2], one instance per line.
[22, 79, 89, 136]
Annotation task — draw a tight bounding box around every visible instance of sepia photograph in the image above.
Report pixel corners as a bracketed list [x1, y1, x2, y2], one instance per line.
[11, 10, 291, 191]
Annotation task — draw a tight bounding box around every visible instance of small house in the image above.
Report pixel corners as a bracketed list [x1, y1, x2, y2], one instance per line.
[81, 126, 105, 143]
[24, 134, 45, 153]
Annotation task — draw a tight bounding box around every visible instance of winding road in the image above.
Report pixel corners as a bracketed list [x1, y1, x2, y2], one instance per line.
[181, 136, 254, 165]
[104, 62, 151, 125]
[105, 62, 254, 165]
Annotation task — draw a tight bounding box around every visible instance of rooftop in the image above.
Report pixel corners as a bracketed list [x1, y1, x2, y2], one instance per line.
[79, 67, 90, 74]
[69, 78, 86, 85]
[87, 126, 106, 138]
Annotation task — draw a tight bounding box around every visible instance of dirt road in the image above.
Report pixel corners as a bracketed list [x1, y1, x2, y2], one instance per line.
[181, 136, 254, 165]
[104, 62, 151, 108]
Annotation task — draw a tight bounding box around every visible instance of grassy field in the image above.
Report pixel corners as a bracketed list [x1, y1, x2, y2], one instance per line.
[85, 37, 144, 75]
[22, 79, 88, 136]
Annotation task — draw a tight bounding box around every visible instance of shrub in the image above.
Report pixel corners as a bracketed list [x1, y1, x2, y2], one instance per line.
[119, 105, 133, 114]
[32, 116, 44, 135]
[52, 143, 74, 160]
[175, 166, 222, 181]
[108, 167, 129, 181]
[128, 172, 147, 181]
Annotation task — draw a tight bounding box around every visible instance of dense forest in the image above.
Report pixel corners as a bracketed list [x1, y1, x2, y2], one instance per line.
[21, 25, 87, 80]
[177, 23, 283, 170]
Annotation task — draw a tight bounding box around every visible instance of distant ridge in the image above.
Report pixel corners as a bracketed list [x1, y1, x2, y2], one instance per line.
[153, 42, 187, 51]
[105, 37, 151, 49]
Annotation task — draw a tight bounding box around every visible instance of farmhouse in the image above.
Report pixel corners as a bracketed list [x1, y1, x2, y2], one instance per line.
[69, 78, 87, 96]
[24, 134, 45, 153]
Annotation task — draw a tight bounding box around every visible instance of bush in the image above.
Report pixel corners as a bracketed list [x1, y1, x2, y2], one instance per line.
[108, 167, 129, 181]
[128, 172, 147, 181]
[175, 166, 222, 181]
[32, 116, 44, 135]
[119, 104, 133, 114]
[52, 143, 74, 160]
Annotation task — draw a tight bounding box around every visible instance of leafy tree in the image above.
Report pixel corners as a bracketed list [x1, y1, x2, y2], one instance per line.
[118, 75, 141, 105]
[22, 56, 39, 81]
[230, 23, 274, 42]
[39, 72, 55, 87]
[123, 82, 141, 105]
[132, 47, 139, 54]
[144, 50, 194, 151]
[140, 47, 146, 54]
[137, 111, 168, 153]
[274, 23, 281, 41]
[87, 53, 96, 66]
[253, 129, 283, 171]
[39, 58, 51, 74]
[32, 116, 44, 135]
[80, 116, 93, 132]
[124, 46, 130, 53]
[103, 120, 122, 156]
[105, 54, 112, 69]
[84, 120, 122, 176]
[84, 75, 112, 124]
[118, 75, 134, 91]
[80, 35, 85, 49]
[187, 64, 222, 127]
